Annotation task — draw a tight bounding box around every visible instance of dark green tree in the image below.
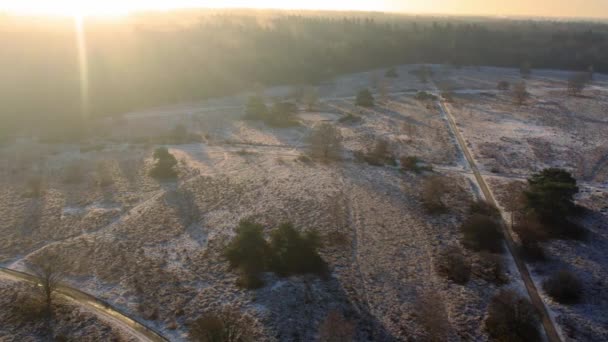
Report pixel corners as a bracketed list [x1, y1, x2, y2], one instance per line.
[525, 168, 579, 222]
[150, 147, 178, 179]
[245, 96, 268, 120]
[355, 89, 374, 107]
[224, 221, 272, 288]
[269, 223, 326, 276]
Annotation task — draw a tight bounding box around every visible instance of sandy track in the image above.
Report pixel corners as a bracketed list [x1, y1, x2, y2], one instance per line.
[436, 88, 563, 342]
[0, 267, 168, 342]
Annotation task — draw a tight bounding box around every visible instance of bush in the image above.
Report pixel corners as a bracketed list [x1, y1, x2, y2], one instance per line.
[63, 160, 85, 184]
[269, 223, 327, 277]
[149, 147, 178, 179]
[520, 240, 547, 262]
[25, 177, 45, 198]
[224, 221, 271, 288]
[245, 96, 268, 120]
[422, 176, 448, 214]
[189, 306, 255, 342]
[318, 310, 355, 342]
[356, 139, 396, 167]
[385, 67, 399, 78]
[309, 123, 343, 161]
[338, 113, 362, 124]
[413, 291, 451, 342]
[436, 246, 471, 284]
[469, 200, 501, 219]
[543, 270, 583, 304]
[460, 214, 504, 253]
[497, 81, 510, 91]
[485, 290, 540, 342]
[414, 91, 437, 101]
[355, 88, 374, 107]
[476, 252, 508, 285]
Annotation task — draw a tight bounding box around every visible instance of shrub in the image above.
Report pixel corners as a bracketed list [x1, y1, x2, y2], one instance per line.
[476, 252, 508, 285]
[469, 200, 501, 219]
[513, 81, 529, 105]
[400, 156, 420, 172]
[318, 310, 355, 342]
[422, 176, 448, 214]
[385, 67, 399, 78]
[520, 240, 547, 262]
[543, 270, 583, 304]
[189, 306, 255, 342]
[355, 89, 374, 107]
[149, 147, 178, 179]
[413, 291, 451, 342]
[497, 81, 510, 91]
[63, 160, 85, 184]
[436, 246, 471, 284]
[245, 96, 268, 120]
[296, 154, 312, 163]
[224, 221, 271, 288]
[414, 91, 437, 101]
[460, 214, 504, 253]
[269, 223, 327, 277]
[309, 123, 343, 161]
[356, 139, 396, 167]
[338, 113, 362, 124]
[485, 290, 540, 342]
[25, 176, 45, 198]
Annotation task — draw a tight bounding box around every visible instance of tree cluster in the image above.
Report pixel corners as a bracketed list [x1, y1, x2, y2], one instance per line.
[224, 221, 327, 288]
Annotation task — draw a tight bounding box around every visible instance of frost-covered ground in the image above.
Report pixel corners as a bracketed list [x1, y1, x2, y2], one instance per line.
[441, 66, 608, 342]
[0, 277, 139, 341]
[1, 65, 606, 341]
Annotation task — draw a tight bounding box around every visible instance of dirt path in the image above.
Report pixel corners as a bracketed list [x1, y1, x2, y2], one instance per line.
[436, 92, 563, 342]
[0, 267, 168, 342]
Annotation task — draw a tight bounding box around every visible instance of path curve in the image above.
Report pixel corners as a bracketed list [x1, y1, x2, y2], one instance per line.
[0, 267, 168, 342]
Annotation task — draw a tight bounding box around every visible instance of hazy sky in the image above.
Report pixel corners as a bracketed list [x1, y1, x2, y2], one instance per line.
[3, 0, 608, 18]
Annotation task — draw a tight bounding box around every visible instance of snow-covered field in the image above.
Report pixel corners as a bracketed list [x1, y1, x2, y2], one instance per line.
[1, 65, 606, 341]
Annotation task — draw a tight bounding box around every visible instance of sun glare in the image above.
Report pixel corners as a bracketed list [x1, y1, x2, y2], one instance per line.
[1, 1, 387, 18]
[3, 1, 137, 17]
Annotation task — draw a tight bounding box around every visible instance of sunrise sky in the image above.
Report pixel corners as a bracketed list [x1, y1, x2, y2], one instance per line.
[2, 0, 607, 19]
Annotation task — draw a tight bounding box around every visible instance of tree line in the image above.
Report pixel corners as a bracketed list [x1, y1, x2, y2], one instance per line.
[2, 11, 608, 140]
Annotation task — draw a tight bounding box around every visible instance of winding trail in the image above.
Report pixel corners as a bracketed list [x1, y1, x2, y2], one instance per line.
[435, 90, 562, 342]
[0, 267, 168, 342]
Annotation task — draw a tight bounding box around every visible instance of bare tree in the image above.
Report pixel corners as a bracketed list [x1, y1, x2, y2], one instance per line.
[309, 123, 343, 161]
[422, 175, 448, 213]
[318, 310, 355, 342]
[567, 72, 591, 96]
[502, 182, 528, 229]
[513, 81, 529, 106]
[29, 253, 66, 317]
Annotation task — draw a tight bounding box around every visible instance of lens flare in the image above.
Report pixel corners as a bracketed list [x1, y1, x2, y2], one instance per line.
[74, 15, 89, 117]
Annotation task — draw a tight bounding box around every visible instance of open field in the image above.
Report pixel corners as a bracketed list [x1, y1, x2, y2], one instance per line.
[1, 65, 607, 341]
